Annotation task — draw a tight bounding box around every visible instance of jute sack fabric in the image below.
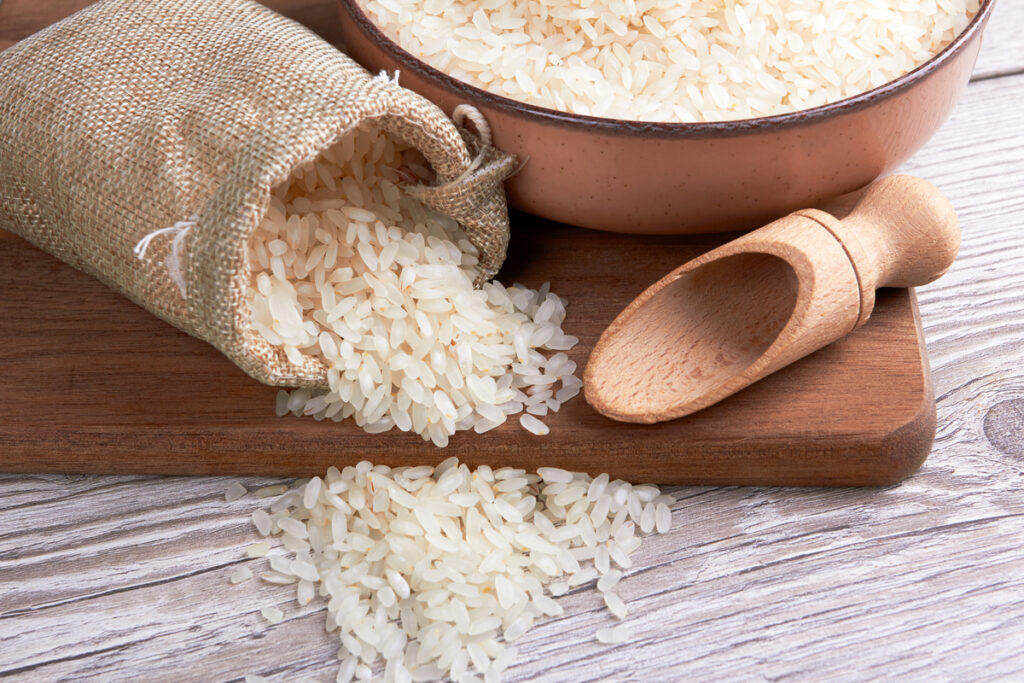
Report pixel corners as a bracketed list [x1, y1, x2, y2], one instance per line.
[0, 0, 518, 388]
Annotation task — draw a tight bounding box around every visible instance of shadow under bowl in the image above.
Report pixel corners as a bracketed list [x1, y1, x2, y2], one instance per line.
[337, 0, 995, 234]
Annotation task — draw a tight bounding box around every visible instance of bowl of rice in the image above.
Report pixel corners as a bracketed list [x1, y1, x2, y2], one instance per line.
[337, 0, 993, 234]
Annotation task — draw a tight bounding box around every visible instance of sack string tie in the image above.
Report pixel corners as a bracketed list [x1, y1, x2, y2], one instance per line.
[373, 73, 499, 181]
[132, 214, 197, 298]
[448, 104, 501, 184]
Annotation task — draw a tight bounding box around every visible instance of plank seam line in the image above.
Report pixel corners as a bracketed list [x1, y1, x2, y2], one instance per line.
[736, 511, 1024, 576]
[0, 477, 171, 515]
[970, 67, 1024, 83]
[0, 516, 251, 559]
[620, 523, 856, 584]
[0, 639, 134, 677]
[934, 374, 991, 403]
[0, 557, 247, 619]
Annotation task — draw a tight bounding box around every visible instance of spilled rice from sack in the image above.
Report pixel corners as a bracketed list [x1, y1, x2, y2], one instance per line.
[247, 124, 580, 446]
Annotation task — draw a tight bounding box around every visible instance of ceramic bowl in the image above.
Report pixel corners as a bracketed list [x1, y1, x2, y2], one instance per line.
[337, 0, 995, 234]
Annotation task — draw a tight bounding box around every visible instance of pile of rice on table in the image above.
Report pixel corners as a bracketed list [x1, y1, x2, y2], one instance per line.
[234, 459, 674, 683]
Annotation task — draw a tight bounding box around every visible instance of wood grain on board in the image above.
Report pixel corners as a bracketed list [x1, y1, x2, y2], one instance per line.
[0, 222, 934, 485]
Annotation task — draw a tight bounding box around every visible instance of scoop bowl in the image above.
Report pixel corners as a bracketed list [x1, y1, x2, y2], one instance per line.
[583, 175, 960, 423]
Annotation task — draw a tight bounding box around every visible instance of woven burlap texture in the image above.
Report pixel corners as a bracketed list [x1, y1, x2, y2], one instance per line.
[0, 0, 516, 388]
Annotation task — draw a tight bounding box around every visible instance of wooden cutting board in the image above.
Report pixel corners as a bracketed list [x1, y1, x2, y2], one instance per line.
[0, 218, 934, 486]
[0, 2, 935, 485]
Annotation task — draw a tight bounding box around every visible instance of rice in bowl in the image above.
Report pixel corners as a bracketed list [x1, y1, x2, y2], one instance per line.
[358, 0, 980, 122]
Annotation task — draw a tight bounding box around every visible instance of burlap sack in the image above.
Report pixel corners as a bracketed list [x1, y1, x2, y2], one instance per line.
[0, 0, 518, 388]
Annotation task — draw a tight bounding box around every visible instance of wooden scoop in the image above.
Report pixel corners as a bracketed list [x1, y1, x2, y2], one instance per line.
[584, 175, 960, 424]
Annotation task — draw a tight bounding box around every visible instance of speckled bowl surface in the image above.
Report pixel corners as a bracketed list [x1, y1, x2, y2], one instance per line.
[337, 0, 995, 234]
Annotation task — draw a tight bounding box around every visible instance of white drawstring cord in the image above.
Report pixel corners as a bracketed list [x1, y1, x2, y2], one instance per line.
[133, 214, 197, 298]
[446, 105, 495, 184]
[452, 104, 492, 147]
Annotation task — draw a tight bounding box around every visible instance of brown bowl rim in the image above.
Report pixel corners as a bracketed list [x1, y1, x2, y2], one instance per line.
[338, 0, 995, 138]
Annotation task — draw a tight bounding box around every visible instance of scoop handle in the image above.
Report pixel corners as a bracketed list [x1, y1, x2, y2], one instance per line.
[796, 175, 960, 327]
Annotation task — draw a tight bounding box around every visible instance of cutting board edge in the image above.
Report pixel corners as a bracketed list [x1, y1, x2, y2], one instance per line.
[0, 401, 936, 485]
[0, 291, 937, 487]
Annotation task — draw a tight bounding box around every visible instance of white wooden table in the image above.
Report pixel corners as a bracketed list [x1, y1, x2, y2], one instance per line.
[2, 3, 1023, 680]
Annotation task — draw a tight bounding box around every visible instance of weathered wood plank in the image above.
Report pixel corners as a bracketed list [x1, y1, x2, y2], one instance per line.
[972, 0, 1024, 79]
[2, 70, 1024, 681]
[0, 476, 283, 610]
[2, 469, 1023, 680]
[1, 3, 1023, 682]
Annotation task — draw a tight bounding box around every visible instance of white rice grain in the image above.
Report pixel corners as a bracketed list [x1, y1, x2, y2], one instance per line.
[225, 481, 247, 502]
[519, 414, 550, 436]
[230, 566, 254, 584]
[261, 606, 284, 624]
[603, 591, 629, 619]
[254, 484, 289, 498]
[246, 541, 271, 558]
[595, 624, 634, 644]
[656, 503, 672, 534]
[597, 569, 623, 592]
